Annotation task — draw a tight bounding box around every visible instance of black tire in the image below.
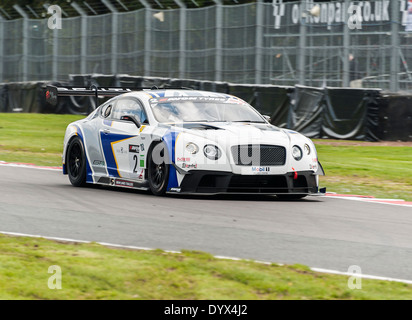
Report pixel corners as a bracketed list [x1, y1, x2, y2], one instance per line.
[67, 136, 87, 187]
[276, 194, 307, 200]
[147, 142, 170, 196]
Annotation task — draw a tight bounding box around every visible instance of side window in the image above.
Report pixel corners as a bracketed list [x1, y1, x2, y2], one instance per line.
[101, 104, 113, 118]
[112, 98, 148, 124]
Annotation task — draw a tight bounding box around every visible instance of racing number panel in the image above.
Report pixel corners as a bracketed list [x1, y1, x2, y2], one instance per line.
[99, 97, 148, 181]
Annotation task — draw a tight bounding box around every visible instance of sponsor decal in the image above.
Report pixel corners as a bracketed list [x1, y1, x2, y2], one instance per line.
[273, 0, 391, 31]
[309, 163, 318, 170]
[150, 96, 229, 106]
[226, 96, 247, 105]
[133, 167, 145, 180]
[182, 163, 197, 169]
[140, 143, 145, 152]
[140, 155, 145, 168]
[252, 166, 270, 172]
[129, 145, 140, 153]
[115, 179, 134, 188]
[177, 157, 191, 162]
[170, 187, 181, 193]
[116, 146, 127, 154]
[163, 97, 225, 102]
[93, 160, 105, 167]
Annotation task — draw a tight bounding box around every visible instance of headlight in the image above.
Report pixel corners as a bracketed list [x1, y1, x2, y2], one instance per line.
[203, 144, 221, 160]
[292, 145, 303, 161]
[186, 142, 199, 154]
[304, 143, 311, 155]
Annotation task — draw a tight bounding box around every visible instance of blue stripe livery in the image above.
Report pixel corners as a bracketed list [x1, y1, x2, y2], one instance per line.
[100, 132, 134, 177]
[162, 129, 181, 191]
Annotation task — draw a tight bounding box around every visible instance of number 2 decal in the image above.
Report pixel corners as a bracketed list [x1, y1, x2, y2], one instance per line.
[133, 155, 138, 173]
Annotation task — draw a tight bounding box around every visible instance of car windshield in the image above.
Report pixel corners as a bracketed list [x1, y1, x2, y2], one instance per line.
[149, 96, 265, 123]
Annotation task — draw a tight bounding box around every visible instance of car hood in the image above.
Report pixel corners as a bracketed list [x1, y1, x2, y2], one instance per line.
[170, 122, 292, 146]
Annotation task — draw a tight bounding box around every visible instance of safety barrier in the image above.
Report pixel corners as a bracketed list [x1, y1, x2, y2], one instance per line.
[0, 74, 411, 142]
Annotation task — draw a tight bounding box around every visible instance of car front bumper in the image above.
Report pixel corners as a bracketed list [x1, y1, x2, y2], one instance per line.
[169, 170, 324, 195]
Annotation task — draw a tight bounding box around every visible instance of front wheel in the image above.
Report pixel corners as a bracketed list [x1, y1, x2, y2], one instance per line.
[67, 136, 87, 187]
[148, 143, 170, 196]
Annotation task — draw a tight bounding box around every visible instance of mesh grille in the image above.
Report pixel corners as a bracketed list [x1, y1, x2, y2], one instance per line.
[231, 145, 286, 166]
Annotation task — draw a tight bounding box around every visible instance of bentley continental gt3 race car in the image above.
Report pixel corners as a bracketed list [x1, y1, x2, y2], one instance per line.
[47, 86, 325, 198]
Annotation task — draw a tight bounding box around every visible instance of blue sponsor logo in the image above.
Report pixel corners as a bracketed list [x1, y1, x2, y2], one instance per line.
[251, 167, 270, 172]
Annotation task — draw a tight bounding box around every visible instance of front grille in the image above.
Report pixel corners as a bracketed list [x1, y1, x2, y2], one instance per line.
[231, 145, 286, 166]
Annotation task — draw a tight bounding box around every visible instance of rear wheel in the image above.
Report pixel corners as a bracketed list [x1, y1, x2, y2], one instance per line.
[67, 136, 87, 187]
[148, 143, 170, 196]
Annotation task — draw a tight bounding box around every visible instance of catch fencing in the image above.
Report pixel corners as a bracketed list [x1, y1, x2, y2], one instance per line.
[1, 1, 412, 92]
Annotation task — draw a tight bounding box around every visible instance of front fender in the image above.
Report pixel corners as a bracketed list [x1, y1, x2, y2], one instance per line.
[62, 124, 80, 174]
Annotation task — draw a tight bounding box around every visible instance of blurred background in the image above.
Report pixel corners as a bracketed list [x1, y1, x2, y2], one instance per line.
[0, 0, 410, 92]
[0, 0, 411, 141]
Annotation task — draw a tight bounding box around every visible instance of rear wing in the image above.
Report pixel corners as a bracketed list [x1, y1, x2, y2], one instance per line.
[45, 85, 134, 107]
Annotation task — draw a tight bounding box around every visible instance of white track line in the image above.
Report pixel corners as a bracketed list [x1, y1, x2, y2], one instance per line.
[1, 231, 412, 285]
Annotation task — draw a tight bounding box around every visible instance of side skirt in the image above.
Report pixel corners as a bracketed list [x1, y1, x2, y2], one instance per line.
[94, 176, 150, 191]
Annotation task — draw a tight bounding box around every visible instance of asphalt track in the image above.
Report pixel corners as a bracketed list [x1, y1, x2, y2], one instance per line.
[1, 165, 412, 281]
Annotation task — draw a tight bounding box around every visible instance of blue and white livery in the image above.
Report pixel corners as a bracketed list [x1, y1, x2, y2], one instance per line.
[55, 87, 325, 198]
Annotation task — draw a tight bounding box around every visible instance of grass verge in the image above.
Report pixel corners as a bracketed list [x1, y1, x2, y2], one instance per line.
[315, 142, 412, 201]
[0, 113, 83, 166]
[1, 234, 412, 300]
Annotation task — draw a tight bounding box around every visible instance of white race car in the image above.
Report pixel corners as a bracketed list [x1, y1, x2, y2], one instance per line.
[47, 86, 325, 198]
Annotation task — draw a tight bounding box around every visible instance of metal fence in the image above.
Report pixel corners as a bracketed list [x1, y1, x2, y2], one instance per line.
[0, 0, 411, 92]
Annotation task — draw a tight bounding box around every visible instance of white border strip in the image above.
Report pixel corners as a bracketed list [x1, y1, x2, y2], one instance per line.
[0, 161, 61, 171]
[311, 267, 412, 285]
[1, 231, 412, 285]
[325, 194, 412, 208]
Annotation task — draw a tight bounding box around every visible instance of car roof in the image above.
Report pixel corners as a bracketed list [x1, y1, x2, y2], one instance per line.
[123, 89, 231, 100]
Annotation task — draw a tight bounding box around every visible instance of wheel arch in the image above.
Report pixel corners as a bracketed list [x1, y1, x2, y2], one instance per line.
[146, 132, 179, 194]
[63, 133, 80, 175]
[65, 135, 88, 187]
[64, 127, 93, 183]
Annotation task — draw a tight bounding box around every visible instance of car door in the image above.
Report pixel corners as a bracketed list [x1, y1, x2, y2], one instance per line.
[99, 97, 148, 181]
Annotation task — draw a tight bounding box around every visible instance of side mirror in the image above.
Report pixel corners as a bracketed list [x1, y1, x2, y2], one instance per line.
[263, 115, 271, 122]
[120, 115, 141, 128]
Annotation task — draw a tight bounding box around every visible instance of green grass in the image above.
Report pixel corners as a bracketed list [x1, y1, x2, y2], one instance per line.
[0, 114, 411, 200]
[316, 142, 412, 201]
[1, 234, 412, 300]
[0, 113, 84, 166]
[1, 114, 412, 300]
